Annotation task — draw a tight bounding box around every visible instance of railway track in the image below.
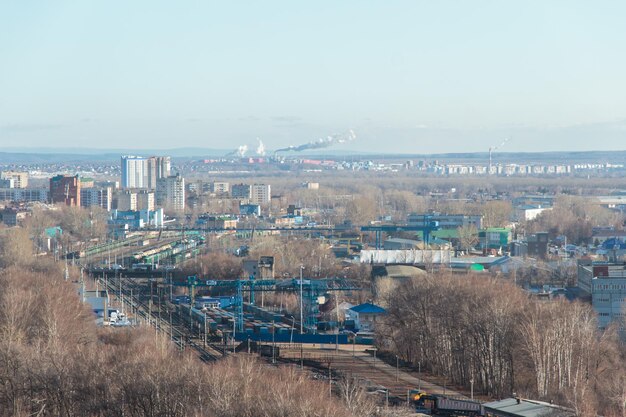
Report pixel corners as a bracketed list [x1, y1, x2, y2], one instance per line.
[98, 274, 223, 362]
[276, 346, 468, 402]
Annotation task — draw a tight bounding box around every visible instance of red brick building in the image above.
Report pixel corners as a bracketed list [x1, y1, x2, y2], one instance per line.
[50, 175, 81, 206]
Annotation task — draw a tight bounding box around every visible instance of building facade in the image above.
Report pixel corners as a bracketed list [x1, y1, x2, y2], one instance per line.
[578, 261, 626, 336]
[121, 156, 171, 189]
[81, 187, 113, 211]
[156, 175, 185, 211]
[210, 181, 230, 195]
[231, 183, 251, 200]
[121, 156, 148, 189]
[0, 171, 29, 188]
[250, 184, 271, 205]
[146, 156, 171, 189]
[49, 175, 81, 206]
[136, 190, 155, 211]
[117, 190, 137, 211]
[0, 188, 48, 203]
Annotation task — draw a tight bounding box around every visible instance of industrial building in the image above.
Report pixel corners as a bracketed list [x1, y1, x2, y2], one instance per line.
[108, 208, 164, 237]
[407, 213, 483, 230]
[484, 398, 573, 417]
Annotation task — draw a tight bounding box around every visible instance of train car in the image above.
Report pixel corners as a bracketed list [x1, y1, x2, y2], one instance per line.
[412, 392, 484, 417]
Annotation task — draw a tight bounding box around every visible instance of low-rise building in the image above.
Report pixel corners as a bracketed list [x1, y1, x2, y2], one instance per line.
[345, 303, 386, 332]
[197, 214, 238, 229]
[383, 238, 420, 250]
[240, 203, 261, 216]
[108, 209, 164, 237]
[484, 397, 574, 417]
[0, 207, 30, 226]
[479, 228, 512, 250]
[514, 204, 552, 221]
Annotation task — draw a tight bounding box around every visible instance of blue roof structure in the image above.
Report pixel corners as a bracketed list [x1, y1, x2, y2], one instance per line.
[349, 303, 386, 314]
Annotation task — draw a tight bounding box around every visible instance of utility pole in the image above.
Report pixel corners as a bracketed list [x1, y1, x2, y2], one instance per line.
[328, 363, 332, 398]
[396, 355, 399, 382]
[149, 279, 153, 326]
[272, 320, 276, 364]
[299, 265, 304, 334]
[418, 361, 421, 391]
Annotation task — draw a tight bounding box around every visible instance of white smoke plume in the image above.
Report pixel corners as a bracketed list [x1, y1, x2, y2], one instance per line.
[256, 138, 266, 156]
[275, 129, 356, 153]
[226, 144, 248, 157]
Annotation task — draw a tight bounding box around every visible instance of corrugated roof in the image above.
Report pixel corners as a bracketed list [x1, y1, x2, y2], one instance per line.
[484, 398, 573, 417]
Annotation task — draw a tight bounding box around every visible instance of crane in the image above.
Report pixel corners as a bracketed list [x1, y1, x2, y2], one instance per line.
[488, 138, 509, 175]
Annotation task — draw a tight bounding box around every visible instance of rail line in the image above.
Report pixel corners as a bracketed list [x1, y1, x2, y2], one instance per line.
[97, 274, 223, 362]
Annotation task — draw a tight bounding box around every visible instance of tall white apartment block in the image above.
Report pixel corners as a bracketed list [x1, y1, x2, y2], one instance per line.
[121, 156, 148, 189]
[121, 155, 171, 189]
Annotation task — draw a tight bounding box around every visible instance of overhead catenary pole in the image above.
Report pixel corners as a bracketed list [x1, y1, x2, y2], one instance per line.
[299, 265, 304, 334]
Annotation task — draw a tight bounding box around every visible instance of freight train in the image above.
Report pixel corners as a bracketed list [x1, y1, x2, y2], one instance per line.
[411, 391, 484, 417]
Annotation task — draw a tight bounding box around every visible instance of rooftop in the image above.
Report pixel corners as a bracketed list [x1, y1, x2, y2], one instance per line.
[484, 398, 573, 417]
[349, 303, 386, 314]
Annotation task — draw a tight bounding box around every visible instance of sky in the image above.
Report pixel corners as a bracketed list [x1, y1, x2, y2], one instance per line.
[1, 1, 626, 154]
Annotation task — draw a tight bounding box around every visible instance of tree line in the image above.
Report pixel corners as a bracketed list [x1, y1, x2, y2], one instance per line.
[378, 274, 626, 417]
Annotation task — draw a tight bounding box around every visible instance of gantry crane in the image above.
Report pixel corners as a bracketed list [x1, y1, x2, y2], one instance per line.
[176, 275, 362, 333]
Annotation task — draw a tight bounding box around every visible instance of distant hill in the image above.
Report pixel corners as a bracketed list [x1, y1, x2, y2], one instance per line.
[0, 148, 624, 164]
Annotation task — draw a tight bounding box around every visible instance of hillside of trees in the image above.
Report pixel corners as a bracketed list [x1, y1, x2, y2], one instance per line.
[0, 228, 404, 417]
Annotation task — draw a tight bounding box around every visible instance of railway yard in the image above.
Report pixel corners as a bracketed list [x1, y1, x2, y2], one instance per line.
[90, 270, 478, 412]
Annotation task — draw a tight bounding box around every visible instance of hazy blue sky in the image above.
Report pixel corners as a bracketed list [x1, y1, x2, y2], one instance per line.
[1, 1, 625, 154]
